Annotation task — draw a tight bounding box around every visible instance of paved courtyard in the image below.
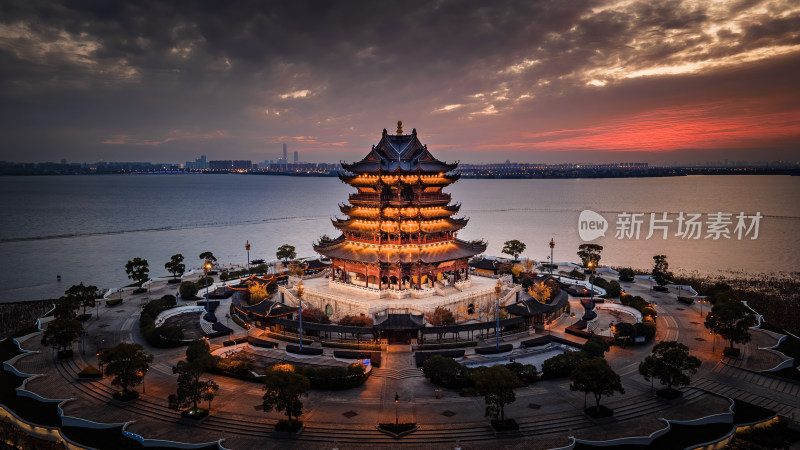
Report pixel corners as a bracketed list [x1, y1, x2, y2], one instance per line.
[8, 272, 800, 449]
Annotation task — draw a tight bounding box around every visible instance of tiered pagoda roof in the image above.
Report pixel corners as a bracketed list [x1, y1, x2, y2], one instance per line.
[341, 128, 458, 174]
[314, 123, 486, 267]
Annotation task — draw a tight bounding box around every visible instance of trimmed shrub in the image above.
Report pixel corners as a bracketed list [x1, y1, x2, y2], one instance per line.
[618, 268, 635, 282]
[568, 268, 586, 280]
[321, 341, 380, 350]
[603, 280, 622, 298]
[378, 422, 416, 434]
[274, 420, 302, 432]
[286, 345, 323, 356]
[78, 365, 102, 379]
[417, 341, 477, 350]
[179, 281, 198, 299]
[475, 344, 513, 355]
[266, 332, 312, 345]
[634, 322, 656, 341]
[295, 363, 369, 390]
[106, 298, 122, 307]
[677, 296, 695, 305]
[491, 418, 519, 432]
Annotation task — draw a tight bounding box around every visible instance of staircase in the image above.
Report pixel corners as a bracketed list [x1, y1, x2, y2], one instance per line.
[371, 367, 424, 380]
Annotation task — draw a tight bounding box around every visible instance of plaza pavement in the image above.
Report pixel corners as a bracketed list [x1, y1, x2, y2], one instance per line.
[10, 272, 800, 449]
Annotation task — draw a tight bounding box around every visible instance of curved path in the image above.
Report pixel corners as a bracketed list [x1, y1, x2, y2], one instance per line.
[10, 275, 800, 449]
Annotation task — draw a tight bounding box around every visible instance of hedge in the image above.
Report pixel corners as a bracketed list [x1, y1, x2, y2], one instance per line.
[245, 336, 277, 348]
[77, 365, 102, 379]
[139, 296, 185, 348]
[332, 350, 381, 368]
[266, 331, 312, 345]
[474, 344, 513, 355]
[415, 349, 465, 368]
[106, 298, 122, 307]
[678, 296, 695, 305]
[296, 364, 369, 390]
[418, 341, 478, 350]
[321, 341, 381, 350]
[286, 345, 323, 356]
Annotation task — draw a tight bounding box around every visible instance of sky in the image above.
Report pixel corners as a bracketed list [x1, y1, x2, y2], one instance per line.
[1, 0, 799, 165]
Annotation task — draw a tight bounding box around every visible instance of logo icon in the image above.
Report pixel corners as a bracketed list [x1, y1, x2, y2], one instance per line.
[578, 210, 608, 241]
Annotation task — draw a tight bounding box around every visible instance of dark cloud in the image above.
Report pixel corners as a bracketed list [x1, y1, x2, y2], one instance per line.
[0, 0, 798, 164]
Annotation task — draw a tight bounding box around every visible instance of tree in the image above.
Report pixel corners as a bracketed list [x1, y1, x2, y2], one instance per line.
[501, 240, 526, 262]
[582, 336, 610, 358]
[199, 251, 217, 267]
[42, 317, 82, 353]
[639, 341, 701, 395]
[638, 354, 657, 391]
[300, 306, 330, 324]
[52, 295, 79, 319]
[652, 255, 672, 288]
[168, 340, 218, 414]
[276, 244, 296, 265]
[570, 358, 624, 413]
[262, 366, 310, 424]
[185, 338, 218, 366]
[704, 298, 757, 352]
[164, 254, 185, 280]
[64, 283, 101, 317]
[528, 282, 552, 303]
[472, 365, 520, 422]
[100, 343, 154, 397]
[169, 360, 214, 414]
[125, 257, 150, 288]
[202, 379, 219, 411]
[577, 244, 603, 267]
[425, 306, 456, 326]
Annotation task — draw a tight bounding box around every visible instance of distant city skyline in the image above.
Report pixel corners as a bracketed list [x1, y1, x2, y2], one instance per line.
[1, 1, 799, 164]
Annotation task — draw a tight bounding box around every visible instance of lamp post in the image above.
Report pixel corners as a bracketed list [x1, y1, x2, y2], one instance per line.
[549, 238, 555, 277]
[588, 261, 596, 311]
[395, 392, 399, 425]
[245, 240, 251, 272]
[699, 299, 705, 317]
[494, 279, 502, 350]
[138, 369, 147, 393]
[204, 262, 212, 316]
[297, 281, 305, 350]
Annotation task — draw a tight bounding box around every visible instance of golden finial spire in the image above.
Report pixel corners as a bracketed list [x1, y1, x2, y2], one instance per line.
[396, 120, 403, 135]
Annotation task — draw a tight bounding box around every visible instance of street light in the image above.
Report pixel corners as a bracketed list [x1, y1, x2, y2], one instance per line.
[204, 262, 212, 316]
[138, 369, 147, 393]
[245, 240, 251, 273]
[296, 281, 305, 350]
[549, 238, 555, 277]
[494, 279, 503, 350]
[395, 392, 399, 425]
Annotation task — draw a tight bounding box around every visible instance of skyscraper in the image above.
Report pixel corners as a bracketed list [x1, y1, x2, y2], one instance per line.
[282, 143, 287, 163]
[294, 151, 299, 164]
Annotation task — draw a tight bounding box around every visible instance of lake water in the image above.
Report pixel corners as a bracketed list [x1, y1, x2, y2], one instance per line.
[1, 174, 798, 302]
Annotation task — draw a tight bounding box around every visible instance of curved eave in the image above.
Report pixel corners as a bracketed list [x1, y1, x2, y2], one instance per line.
[313, 238, 486, 265]
[341, 160, 459, 175]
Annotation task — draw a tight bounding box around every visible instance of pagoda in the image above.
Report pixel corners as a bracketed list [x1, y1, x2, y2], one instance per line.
[314, 122, 487, 297]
